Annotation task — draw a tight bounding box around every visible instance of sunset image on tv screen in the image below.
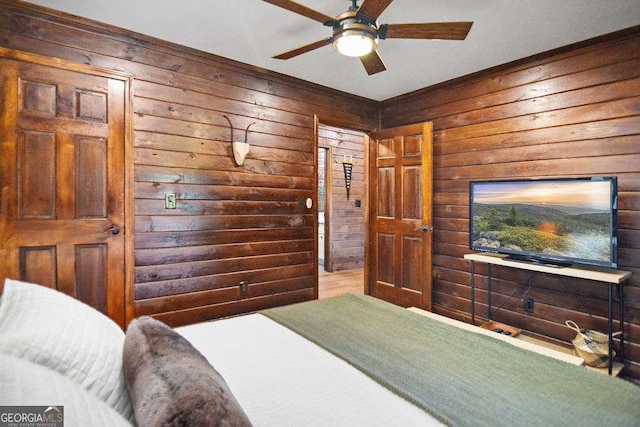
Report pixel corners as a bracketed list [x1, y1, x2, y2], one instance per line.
[471, 180, 613, 265]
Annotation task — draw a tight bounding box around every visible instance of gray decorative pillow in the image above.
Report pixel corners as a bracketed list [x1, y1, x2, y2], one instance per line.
[123, 316, 252, 427]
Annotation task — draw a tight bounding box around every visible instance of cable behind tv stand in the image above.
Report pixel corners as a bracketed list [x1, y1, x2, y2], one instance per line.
[504, 254, 573, 268]
[464, 252, 632, 375]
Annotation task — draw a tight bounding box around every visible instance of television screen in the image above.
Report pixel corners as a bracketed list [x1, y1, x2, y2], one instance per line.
[469, 177, 617, 268]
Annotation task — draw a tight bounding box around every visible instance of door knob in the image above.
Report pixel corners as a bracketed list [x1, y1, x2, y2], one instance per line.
[109, 225, 120, 235]
[416, 225, 430, 232]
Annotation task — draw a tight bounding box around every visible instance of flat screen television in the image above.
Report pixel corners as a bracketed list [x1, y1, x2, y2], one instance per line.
[469, 177, 618, 268]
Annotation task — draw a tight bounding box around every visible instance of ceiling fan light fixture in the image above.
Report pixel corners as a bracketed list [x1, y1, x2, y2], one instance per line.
[332, 19, 377, 57]
[333, 30, 375, 57]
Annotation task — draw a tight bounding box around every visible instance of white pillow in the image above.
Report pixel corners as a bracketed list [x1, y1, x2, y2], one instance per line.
[0, 279, 134, 423]
[0, 354, 132, 427]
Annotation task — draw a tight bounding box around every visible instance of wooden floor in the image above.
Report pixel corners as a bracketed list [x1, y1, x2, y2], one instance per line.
[318, 268, 364, 299]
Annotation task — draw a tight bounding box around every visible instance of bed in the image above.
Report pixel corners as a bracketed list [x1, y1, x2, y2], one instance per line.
[1, 278, 639, 426]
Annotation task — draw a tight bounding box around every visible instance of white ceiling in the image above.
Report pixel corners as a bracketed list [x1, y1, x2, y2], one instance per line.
[24, 0, 640, 101]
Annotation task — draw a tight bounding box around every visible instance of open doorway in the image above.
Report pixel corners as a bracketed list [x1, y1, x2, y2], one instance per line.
[318, 147, 328, 271]
[317, 123, 367, 298]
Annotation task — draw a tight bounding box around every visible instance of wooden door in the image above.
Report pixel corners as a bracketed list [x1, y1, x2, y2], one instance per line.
[0, 55, 128, 327]
[367, 123, 433, 309]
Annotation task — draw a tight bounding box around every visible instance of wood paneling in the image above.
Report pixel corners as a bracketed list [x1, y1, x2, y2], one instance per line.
[76, 136, 107, 218]
[19, 131, 56, 218]
[0, 1, 377, 327]
[381, 27, 640, 380]
[75, 244, 107, 311]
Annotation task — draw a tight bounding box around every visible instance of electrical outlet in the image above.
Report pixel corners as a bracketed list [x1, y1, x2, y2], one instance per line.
[240, 281, 248, 296]
[165, 193, 176, 209]
[523, 297, 534, 314]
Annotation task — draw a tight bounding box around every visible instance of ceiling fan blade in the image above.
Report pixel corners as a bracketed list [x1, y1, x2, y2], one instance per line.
[273, 38, 333, 60]
[358, 0, 394, 20]
[262, 0, 335, 25]
[382, 22, 473, 40]
[360, 50, 387, 75]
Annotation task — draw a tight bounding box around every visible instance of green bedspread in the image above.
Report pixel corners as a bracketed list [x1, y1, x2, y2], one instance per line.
[261, 294, 640, 427]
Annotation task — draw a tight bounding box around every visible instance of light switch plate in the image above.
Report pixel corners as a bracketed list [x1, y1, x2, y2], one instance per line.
[165, 193, 176, 209]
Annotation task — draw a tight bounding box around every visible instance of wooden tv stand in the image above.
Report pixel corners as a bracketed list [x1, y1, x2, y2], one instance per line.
[464, 252, 632, 375]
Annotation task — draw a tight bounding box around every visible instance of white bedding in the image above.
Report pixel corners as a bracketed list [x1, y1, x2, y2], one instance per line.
[0, 279, 134, 423]
[0, 354, 132, 427]
[176, 313, 443, 426]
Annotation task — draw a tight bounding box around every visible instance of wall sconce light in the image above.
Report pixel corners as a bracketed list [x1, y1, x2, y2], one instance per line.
[223, 115, 255, 166]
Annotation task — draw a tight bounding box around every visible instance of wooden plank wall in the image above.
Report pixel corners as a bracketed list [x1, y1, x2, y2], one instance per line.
[381, 28, 640, 379]
[318, 124, 366, 272]
[0, 1, 378, 326]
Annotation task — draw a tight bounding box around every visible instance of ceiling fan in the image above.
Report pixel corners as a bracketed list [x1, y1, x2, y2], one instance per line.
[263, 0, 473, 75]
